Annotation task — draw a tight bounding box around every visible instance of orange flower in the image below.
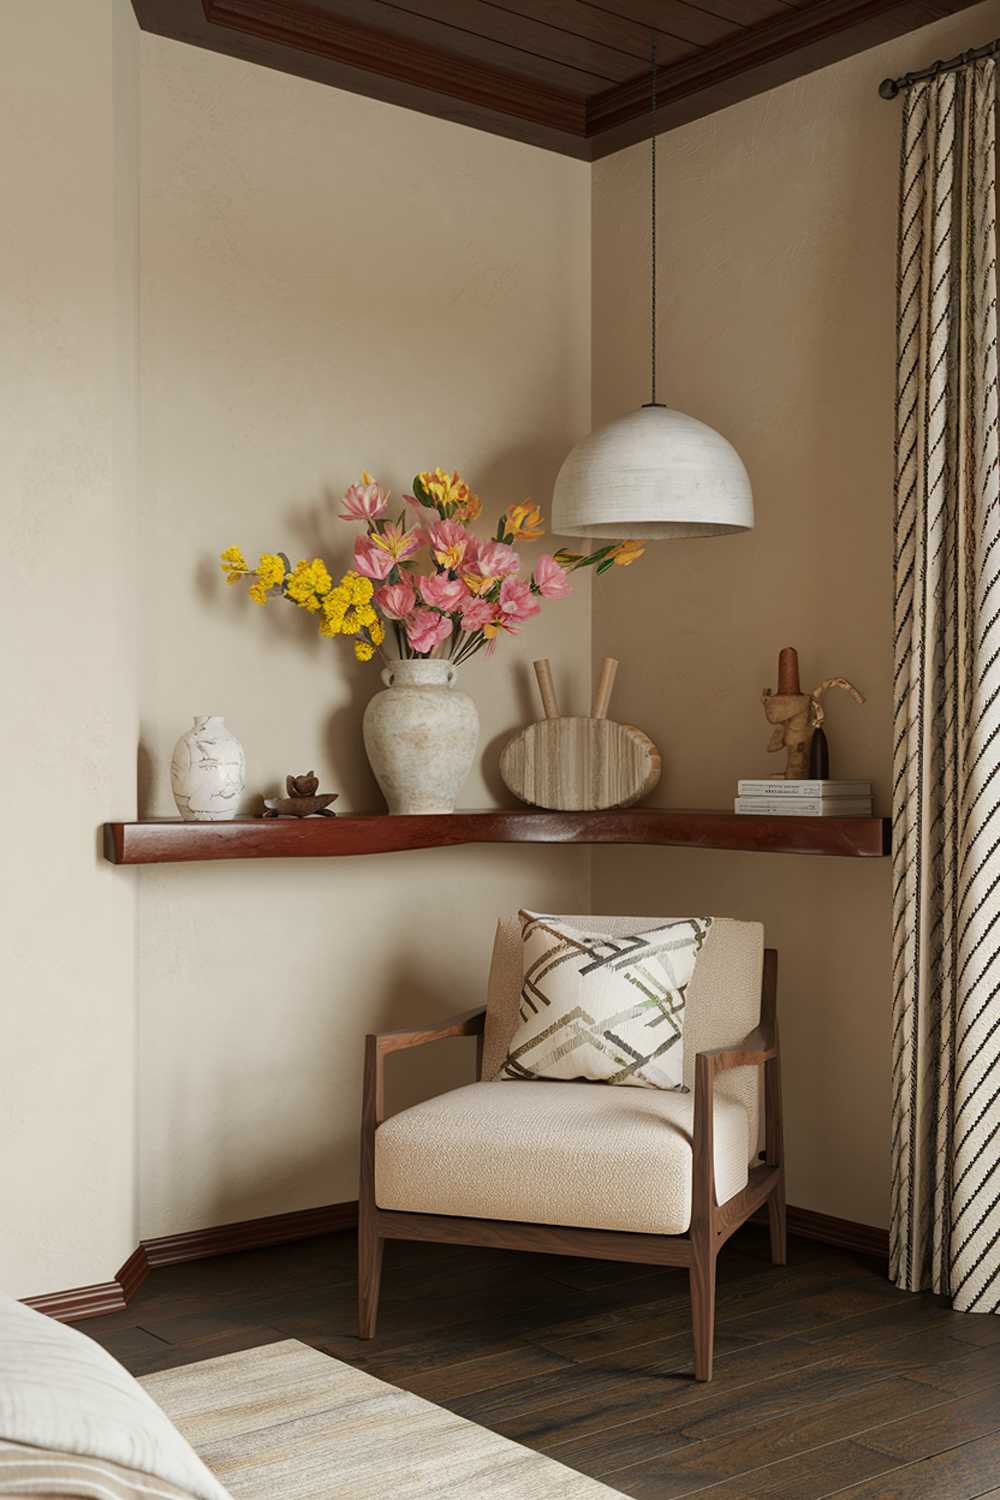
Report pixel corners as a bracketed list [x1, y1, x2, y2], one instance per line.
[504, 500, 544, 540]
[610, 539, 645, 567]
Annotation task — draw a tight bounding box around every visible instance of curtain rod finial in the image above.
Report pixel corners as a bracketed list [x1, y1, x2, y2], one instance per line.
[879, 77, 899, 100]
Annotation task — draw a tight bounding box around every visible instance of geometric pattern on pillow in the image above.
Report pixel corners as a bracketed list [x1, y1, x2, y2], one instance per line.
[500, 911, 713, 1090]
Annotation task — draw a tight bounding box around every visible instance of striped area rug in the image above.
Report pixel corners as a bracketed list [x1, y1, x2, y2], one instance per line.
[141, 1339, 620, 1498]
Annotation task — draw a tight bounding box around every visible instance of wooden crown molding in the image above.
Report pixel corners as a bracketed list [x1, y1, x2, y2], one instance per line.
[126, 0, 982, 159]
[205, 0, 585, 135]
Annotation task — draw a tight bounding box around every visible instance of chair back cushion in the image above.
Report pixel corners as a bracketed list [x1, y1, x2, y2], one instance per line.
[483, 914, 764, 1148]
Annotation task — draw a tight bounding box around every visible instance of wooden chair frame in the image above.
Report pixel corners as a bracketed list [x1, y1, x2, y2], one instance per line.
[358, 948, 783, 1381]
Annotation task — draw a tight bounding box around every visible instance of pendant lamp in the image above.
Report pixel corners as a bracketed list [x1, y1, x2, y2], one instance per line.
[552, 49, 753, 542]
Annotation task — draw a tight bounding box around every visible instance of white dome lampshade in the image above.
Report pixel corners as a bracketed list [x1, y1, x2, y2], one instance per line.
[551, 403, 754, 541]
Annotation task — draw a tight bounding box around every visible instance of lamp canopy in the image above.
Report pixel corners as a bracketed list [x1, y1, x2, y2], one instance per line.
[551, 404, 754, 541]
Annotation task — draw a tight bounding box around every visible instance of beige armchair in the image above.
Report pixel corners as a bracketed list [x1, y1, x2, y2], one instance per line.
[358, 915, 784, 1382]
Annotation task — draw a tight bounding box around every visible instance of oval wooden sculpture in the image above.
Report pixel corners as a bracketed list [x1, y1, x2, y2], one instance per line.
[500, 657, 661, 811]
[500, 717, 661, 811]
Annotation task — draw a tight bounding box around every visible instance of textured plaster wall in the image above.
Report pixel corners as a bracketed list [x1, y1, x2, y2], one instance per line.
[1, 0, 139, 1297]
[8, 0, 1000, 1290]
[135, 36, 592, 1236]
[590, 0, 1000, 1229]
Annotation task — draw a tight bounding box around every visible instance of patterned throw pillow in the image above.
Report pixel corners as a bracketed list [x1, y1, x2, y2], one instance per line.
[500, 912, 713, 1091]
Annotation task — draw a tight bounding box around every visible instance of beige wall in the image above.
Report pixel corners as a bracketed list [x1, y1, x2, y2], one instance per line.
[1, 0, 139, 1298]
[591, 0, 1000, 1229]
[8, 0, 1000, 1292]
[135, 36, 592, 1237]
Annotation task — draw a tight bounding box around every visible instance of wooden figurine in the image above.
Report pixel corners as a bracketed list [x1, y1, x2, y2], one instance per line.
[499, 658, 661, 811]
[761, 648, 865, 779]
[262, 771, 339, 818]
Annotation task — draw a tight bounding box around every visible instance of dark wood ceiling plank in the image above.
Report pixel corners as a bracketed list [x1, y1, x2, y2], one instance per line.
[300, 0, 618, 91]
[575, 0, 740, 46]
[335, 0, 645, 82]
[669, 0, 799, 22]
[465, 0, 694, 64]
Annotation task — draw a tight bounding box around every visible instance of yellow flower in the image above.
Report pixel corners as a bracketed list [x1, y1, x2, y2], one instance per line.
[340, 606, 364, 636]
[220, 545, 248, 583]
[504, 501, 544, 540]
[369, 619, 385, 646]
[319, 615, 341, 637]
[346, 573, 374, 606]
[354, 641, 375, 662]
[462, 572, 496, 596]
[610, 539, 645, 567]
[417, 468, 478, 516]
[256, 553, 286, 590]
[455, 492, 482, 523]
[248, 581, 270, 605]
[286, 558, 332, 611]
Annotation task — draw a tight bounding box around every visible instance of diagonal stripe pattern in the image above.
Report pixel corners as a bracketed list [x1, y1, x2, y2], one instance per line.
[891, 59, 1000, 1311]
[501, 912, 712, 1090]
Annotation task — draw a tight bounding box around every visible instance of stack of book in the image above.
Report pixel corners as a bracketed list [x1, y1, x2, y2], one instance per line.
[734, 779, 872, 817]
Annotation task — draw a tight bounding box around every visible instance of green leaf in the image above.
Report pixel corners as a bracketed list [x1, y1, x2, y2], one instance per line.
[596, 558, 615, 575]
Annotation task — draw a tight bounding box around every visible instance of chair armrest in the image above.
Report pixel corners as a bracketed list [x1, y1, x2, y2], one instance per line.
[696, 1023, 777, 1074]
[371, 1006, 486, 1057]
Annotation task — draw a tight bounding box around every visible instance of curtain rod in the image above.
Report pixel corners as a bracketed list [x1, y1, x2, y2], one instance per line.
[879, 37, 1000, 98]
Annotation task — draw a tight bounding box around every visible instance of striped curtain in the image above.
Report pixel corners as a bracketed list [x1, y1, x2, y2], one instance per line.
[892, 60, 1000, 1311]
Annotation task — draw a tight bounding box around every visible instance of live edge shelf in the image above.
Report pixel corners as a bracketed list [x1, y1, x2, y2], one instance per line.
[102, 809, 890, 865]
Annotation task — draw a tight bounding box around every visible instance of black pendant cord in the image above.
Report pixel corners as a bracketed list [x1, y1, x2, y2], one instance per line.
[879, 35, 1000, 98]
[645, 39, 662, 409]
[651, 40, 656, 407]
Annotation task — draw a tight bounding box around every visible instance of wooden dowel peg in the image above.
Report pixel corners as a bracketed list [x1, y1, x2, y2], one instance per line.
[532, 659, 560, 720]
[591, 657, 619, 720]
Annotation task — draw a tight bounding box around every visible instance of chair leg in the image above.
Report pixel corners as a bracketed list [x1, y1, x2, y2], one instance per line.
[768, 1173, 787, 1267]
[689, 1245, 717, 1382]
[358, 1216, 384, 1340]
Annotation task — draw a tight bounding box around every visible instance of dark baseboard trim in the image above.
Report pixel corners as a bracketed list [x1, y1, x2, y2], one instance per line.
[754, 1203, 889, 1261]
[25, 1198, 886, 1322]
[23, 1201, 359, 1323]
[23, 1281, 128, 1322]
[141, 1200, 358, 1267]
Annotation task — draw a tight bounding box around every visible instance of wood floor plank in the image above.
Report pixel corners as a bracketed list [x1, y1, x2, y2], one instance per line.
[825, 1428, 1000, 1498]
[601, 1374, 1000, 1496]
[82, 1227, 999, 1500]
[549, 1328, 1000, 1493]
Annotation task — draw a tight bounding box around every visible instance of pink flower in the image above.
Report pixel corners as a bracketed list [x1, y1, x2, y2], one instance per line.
[419, 573, 468, 612]
[534, 553, 571, 600]
[406, 607, 453, 655]
[370, 522, 420, 566]
[422, 518, 472, 572]
[459, 597, 496, 631]
[353, 537, 395, 581]
[469, 539, 519, 579]
[498, 575, 540, 625]
[339, 475, 389, 522]
[374, 580, 417, 619]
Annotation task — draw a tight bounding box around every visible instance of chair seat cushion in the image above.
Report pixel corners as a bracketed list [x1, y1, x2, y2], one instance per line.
[374, 1080, 752, 1236]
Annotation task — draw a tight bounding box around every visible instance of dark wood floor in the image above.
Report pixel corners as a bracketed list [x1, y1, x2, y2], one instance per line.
[83, 1225, 1000, 1498]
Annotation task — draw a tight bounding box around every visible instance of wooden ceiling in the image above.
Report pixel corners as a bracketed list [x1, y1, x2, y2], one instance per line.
[133, 0, 981, 158]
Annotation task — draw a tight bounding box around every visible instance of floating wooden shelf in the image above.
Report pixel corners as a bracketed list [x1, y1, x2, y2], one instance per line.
[103, 809, 890, 865]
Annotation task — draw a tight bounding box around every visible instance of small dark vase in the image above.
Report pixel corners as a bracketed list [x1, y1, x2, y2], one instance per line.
[809, 726, 830, 779]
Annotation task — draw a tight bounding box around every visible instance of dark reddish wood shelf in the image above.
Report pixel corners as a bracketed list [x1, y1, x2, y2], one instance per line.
[102, 809, 890, 865]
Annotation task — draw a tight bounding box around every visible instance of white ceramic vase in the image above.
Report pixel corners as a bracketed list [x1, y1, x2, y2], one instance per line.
[170, 715, 246, 821]
[363, 659, 478, 815]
